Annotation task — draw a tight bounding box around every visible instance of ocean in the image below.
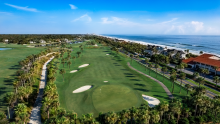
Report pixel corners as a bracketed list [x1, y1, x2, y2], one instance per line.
[101, 35, 220, 56]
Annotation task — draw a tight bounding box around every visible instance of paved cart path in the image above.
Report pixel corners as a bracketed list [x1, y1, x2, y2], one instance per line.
[29, 57, 54, 124]
[127, 62, 174, 99]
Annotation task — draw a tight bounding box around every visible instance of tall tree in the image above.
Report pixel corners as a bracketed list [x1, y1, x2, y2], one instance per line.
[76, 51, 81, 58]
[67, 61, 72, 69]
[59, 69, 66, 82]
[161, 67, 168, 82]
[130, 54, 133, 64]
[155, 64, 159, 78]
[196, 77, 205, 87]
[148, 63, 153, 75]
[213, 76, 220, 89]
[185, 84, 191, 95]
[214, 66, 219, 76]
[145, 58, 149, 71]
[179, 73, 186, 93]
[170, 75, 177, 93]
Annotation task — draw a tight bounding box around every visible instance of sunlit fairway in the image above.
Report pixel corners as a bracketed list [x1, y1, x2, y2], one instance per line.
[55, 43, 187, 117]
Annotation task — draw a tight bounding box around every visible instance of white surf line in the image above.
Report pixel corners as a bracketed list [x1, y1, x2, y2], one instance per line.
[29, 56, 54, 124]
[73, 85, 92, 93]
[142, 94, 160, 107]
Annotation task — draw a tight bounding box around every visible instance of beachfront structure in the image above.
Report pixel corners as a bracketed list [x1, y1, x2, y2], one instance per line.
[161, 49, 186, 59]
[182, 54, 220, 75]
[39, 39, 46, 44]
[29, 41, 34, 44]
[3, 39, 8, 43]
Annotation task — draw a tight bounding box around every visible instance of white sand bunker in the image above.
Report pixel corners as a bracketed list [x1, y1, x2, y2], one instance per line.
[142, 94, 160, 107]
[78, 64, 89, 68]
[73, 85, 92, 93]
[27, 46, 35, 47]
[70, 70, 78, 73]
[106, 54, 109, 55]
[104, 81, 108, 82]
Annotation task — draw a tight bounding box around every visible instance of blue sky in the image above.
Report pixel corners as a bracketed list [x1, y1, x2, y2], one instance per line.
[0, 0, 220, 34]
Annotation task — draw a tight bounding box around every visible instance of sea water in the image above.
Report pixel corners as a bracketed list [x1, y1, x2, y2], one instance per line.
[102, 35, 220, 56]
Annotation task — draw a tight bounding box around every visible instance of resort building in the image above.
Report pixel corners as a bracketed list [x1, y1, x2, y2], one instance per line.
[3, 39, 8, 43]
[182, 54, 220, 75]
[39, 39, 46, 44]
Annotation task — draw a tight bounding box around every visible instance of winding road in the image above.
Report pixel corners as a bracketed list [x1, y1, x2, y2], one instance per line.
[29, 56, 54, 124]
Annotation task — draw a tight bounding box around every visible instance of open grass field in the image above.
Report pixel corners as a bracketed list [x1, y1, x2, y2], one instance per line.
[54, 43, 189, 117]
[0, 43, 45, 111]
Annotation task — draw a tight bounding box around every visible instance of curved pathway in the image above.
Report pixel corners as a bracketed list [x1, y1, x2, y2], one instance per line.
[29, 57, 54, 124]
[127, 62, 174, 99]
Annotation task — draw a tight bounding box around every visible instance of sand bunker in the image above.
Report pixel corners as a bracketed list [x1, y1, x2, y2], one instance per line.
[106, 54, 109, 55]
[142, 94, 160, 107]
[73, 85, 92, 93]
[27, 46, 35, 47]
[103, 81, 108, 82]
[70, 70, 78, 73]
[78, 64, 89, 68]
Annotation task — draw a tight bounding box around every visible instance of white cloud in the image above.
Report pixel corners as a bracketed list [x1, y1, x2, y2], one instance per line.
[69, 4, 77, 9]
[72, 14, 92, 23]
[160, 18, 178, 24]
[101, 17, 139, 26]
[0, 11, 12, 15]
[5, 3, 39, 12]
[190, 21, 204, 32]
[146, 19, 154, 21]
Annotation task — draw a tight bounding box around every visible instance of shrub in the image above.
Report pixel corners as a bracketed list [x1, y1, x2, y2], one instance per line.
[179, 118, 189, 124]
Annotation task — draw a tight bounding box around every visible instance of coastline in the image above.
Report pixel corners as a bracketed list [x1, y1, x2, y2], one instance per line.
[98, 34, 220, 57]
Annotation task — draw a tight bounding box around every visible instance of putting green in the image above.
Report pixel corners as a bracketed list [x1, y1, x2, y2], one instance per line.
[92, 85, 138, 112]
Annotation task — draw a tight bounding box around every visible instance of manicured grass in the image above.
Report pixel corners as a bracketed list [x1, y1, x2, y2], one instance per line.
[54, 43, 186, 117]
[0, 43, 45, 111]
[129, 59, 188, 99]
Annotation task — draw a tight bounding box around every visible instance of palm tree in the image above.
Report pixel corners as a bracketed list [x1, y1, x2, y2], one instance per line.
[214, 66, 219, 76]
[61, 60, 65, 68]
[67, 61, 72, 69]
[81, 47, 83, 52]
[179, 73, 186, 93]
[193, 72, 200, 80]
[24, 86, 33, 102]
[59, 69, 66, 82]
[196, 77, 205, 87]
[150, 110, 160, 124]
[158, 101, 169, 123]
[13, 81, 19, 93]
[204, 69, 209, 80]
[72, 56, 76, 63]
[170, 69, 177, 76]
[76, 51, 81, 58]
[145, 59, 149, 71]
[200, 51, 203, 55]
[213, 76, 220, 89]
[15, 103, 28, 123]
[170, 75, 177, 93]
[148, 63, 153, 75]
[43, 97, 52, 119]
[130, 54, 133, 64]
[5, 92, 15, 107]
[155, 64, 159, 78]
[161, 67, 168, 82]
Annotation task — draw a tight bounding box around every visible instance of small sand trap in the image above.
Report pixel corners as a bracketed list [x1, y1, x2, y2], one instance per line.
[104, 81, 108, 82]
[73, 85, 92, 93]
[106, 54, 109, 55]
[142, 94, 160, 107]
[78, 64, 89, 68]
[70, 70, 78, 73]
[27, 46, 35, 47]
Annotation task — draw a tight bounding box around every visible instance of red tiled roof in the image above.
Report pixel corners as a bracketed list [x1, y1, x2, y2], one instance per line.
[182, 54, 220, 71]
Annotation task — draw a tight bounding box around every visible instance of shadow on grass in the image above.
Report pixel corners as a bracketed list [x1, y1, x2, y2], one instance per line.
[130, 79, 141, 81]
[134, 88, 149, 92]
[134, 83, 146, 87]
